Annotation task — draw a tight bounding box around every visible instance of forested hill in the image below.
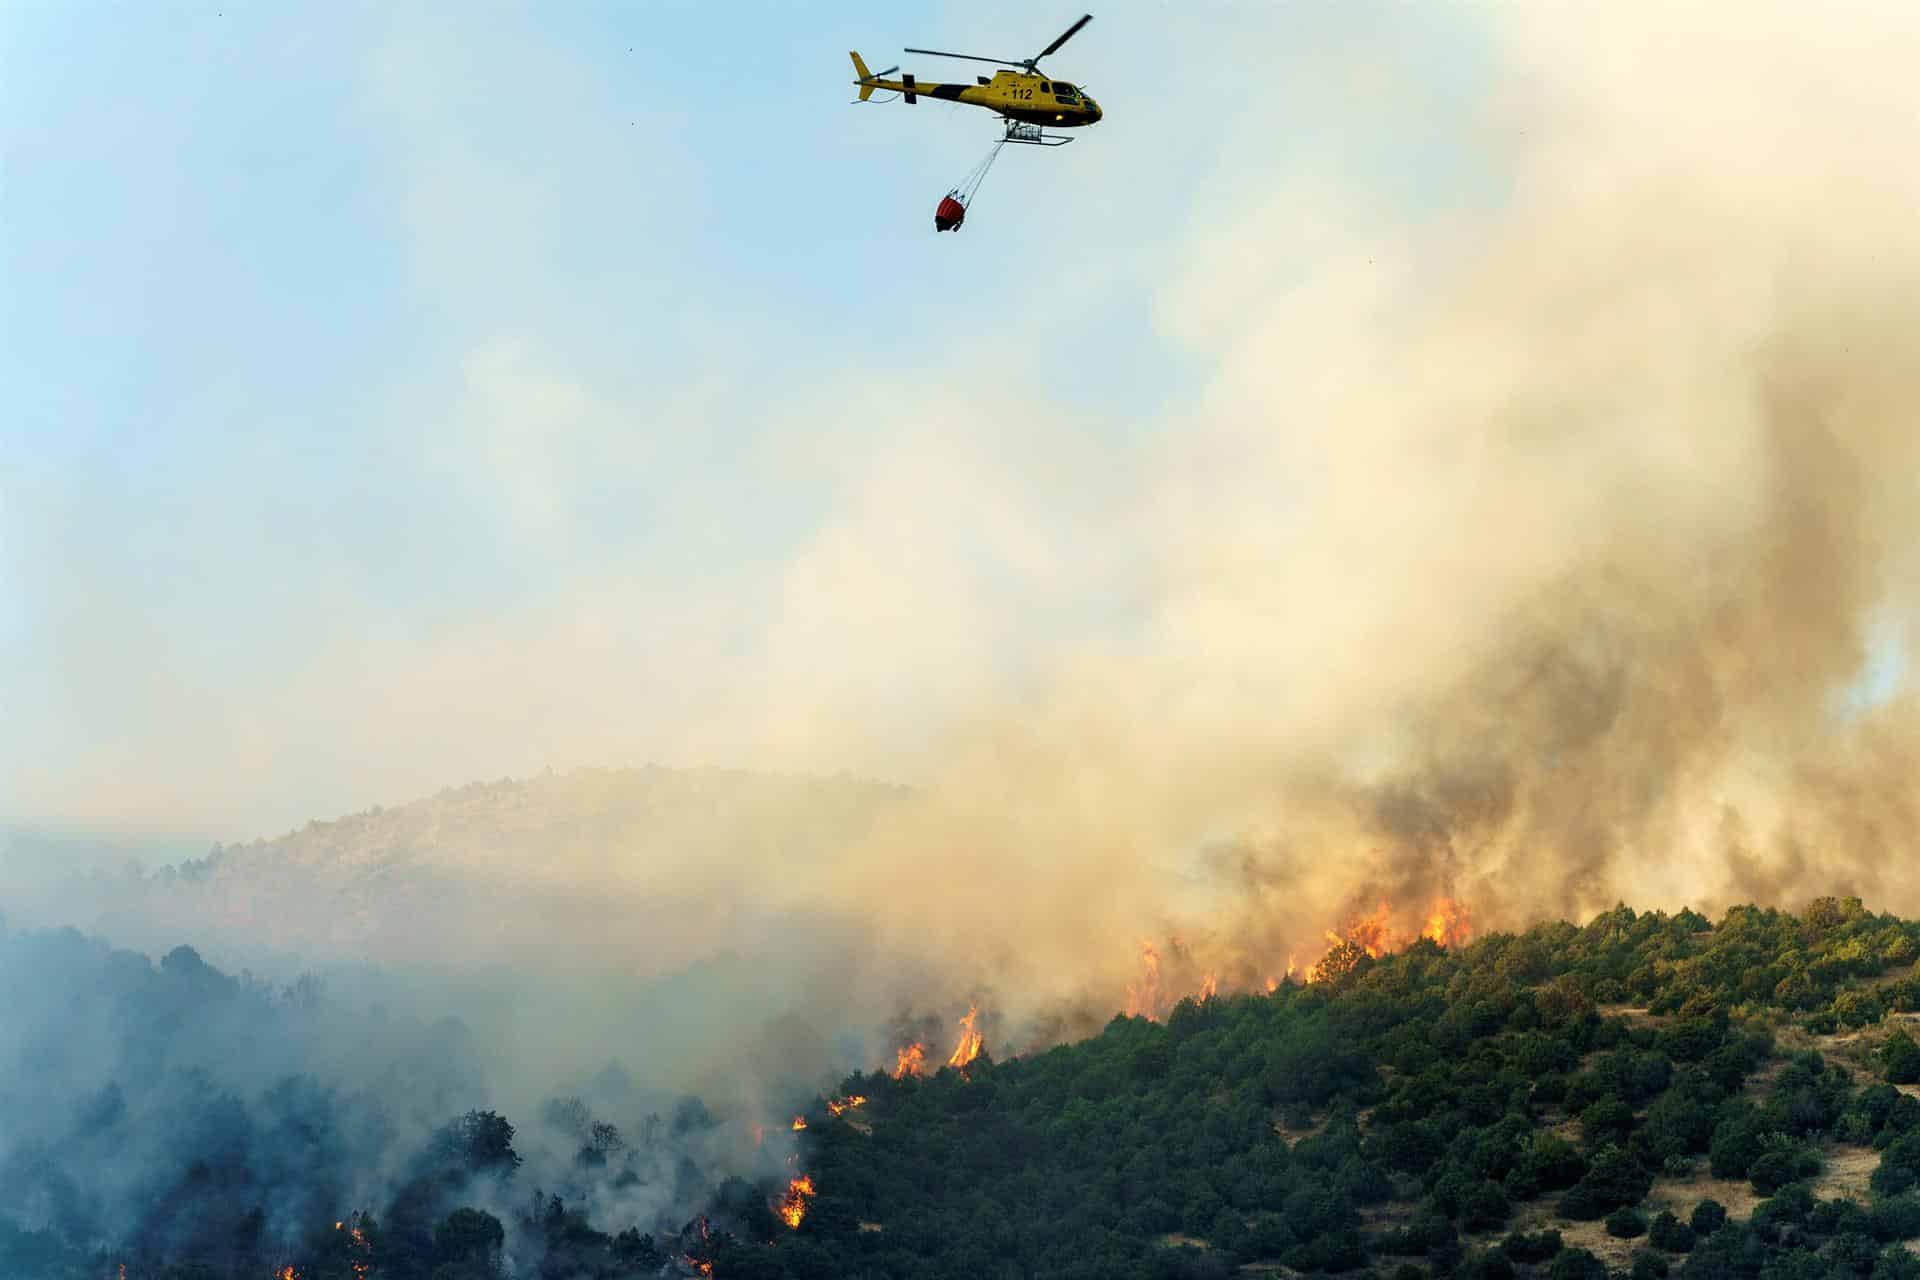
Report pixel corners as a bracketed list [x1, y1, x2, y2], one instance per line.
[757, 899, 1920, 1280]
[36, 766, 911, 966]
[13, 899, 1920, 1280]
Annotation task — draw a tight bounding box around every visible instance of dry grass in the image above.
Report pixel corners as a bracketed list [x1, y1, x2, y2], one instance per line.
[1265, 1008, 1912, 1274]
[1158, 1233, 1212, 1251]
[1814, 1144, 1881, 1202]
[1274, 1113, 1331, 1146]
[1487, 1136, 1885, 1273]
[1495, 1175, 1754, 1275]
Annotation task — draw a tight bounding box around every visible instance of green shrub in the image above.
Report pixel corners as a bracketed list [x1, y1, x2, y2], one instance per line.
[1691, 1200, 1728, 1236]
[1500, 1229, 1563, 1264]
[1548, 1246, 1607, 1280]
[1649, 1210, 1696, 1252]
[1870, 1195, 1920, 1242]
[1884, 1030, 1920, 1085]
[1607, 1208, 1649, 1239]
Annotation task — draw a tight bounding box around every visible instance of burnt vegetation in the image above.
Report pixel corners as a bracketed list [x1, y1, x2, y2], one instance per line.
[11, 898, 1920, 1278]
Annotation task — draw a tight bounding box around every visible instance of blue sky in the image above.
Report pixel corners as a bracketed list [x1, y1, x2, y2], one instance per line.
[2, 0, 1511, 844]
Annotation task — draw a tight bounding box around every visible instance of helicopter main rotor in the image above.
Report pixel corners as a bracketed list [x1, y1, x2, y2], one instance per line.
[905, 13, 1091, 77]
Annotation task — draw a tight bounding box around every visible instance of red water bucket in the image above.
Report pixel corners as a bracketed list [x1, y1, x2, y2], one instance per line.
[934, 193, 967, 232]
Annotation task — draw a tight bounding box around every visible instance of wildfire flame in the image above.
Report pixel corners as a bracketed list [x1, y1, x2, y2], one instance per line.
[892, 1042, 927, 1078]
[1422, 898, 1472, 946]
[1341, 901, 1395, 957]
[826, 1094, 867, 1117]
[1124, 898, 1474, 1011]
[684, 1215, 715, 1277]
[778, 1174, 817, 1229]
[1123, 941, 1163, 1018]
[791, 1115, 807, 1131]
[333, 1212, 371, 1280]
[1305, 898, 1473, 982]
[946, 1005, 984, 1071]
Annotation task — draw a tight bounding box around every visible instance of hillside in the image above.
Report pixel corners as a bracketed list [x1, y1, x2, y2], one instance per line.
[50, 766, 913, 968]
[752, 898, 1920, 1280]
[13, 899, 1920, 1278]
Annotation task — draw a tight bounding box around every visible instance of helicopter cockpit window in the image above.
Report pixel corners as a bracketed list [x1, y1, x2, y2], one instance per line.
[1053, 82, 1076, 97]
[1039, 81, 1051, 93]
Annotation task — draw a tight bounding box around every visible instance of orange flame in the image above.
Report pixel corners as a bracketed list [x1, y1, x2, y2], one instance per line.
[1124, 941, 1163, 1018]
[1344, 901, 1396, 958]
[1118, 898, 1473, 1016]
[791, 1115, 807, 1131]
[778, 1174, 817, 1229]
[333, 1213, 371, 1280]
[826, 1094, 867, 1117]
[892, 1042, 927, 1079]
[946, 1005, 984, 1070]
[1305, 897, 1474, 982]
[1422, 898, 1473, 947]
[684, 1215, 716, 1276]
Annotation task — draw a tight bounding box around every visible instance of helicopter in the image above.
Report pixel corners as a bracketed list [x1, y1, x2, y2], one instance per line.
[850, 13, 1102, 148]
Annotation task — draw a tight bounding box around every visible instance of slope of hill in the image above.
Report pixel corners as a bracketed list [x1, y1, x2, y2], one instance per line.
[752, 898, 1920, 1280]
[40, 766, 914, 971]
[13, 898, 1920, 1279]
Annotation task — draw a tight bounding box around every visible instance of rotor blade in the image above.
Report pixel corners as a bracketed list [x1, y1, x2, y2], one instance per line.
[904, 47, 1026, 67]
[869, 65, 899, 78]
[1033, 14, 1092, 61]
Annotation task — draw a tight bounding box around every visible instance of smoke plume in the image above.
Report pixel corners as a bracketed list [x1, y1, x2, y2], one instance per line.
[11, 0, 1920, 1076]
[765, 0, 1920, 1008]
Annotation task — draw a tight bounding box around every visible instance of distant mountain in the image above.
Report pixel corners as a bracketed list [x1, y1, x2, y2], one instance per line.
[23, 766, 914, 974]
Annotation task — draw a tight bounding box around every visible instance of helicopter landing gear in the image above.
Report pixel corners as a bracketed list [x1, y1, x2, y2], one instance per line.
[1001, 119, 1074, 147]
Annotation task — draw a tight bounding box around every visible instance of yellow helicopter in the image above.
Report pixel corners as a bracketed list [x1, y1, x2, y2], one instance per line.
[850, 14, 1102, 148]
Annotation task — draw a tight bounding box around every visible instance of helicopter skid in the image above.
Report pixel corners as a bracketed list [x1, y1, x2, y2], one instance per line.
[1001, 120, 1074, 146]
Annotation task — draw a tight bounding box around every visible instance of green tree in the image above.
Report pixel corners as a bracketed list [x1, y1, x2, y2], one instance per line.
[1649, 1211, 1696, 1252]
[1883, 1031, 1920, 1086]
[434, 1208, 504, 1275]
[1550, 1246, 1608, 1280]
[430, 1111, 521, 1174]
[1632, 1249, 1670, 1280]
[1691, 1199, 1728, 1236]
[1608, 1208, 1648, 1239]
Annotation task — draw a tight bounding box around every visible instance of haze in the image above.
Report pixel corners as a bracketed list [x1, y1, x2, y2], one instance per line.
[7, 0, 1920, 1046]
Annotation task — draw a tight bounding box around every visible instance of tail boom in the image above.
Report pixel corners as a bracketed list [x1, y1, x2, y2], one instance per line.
[848, 54, 978, 109]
